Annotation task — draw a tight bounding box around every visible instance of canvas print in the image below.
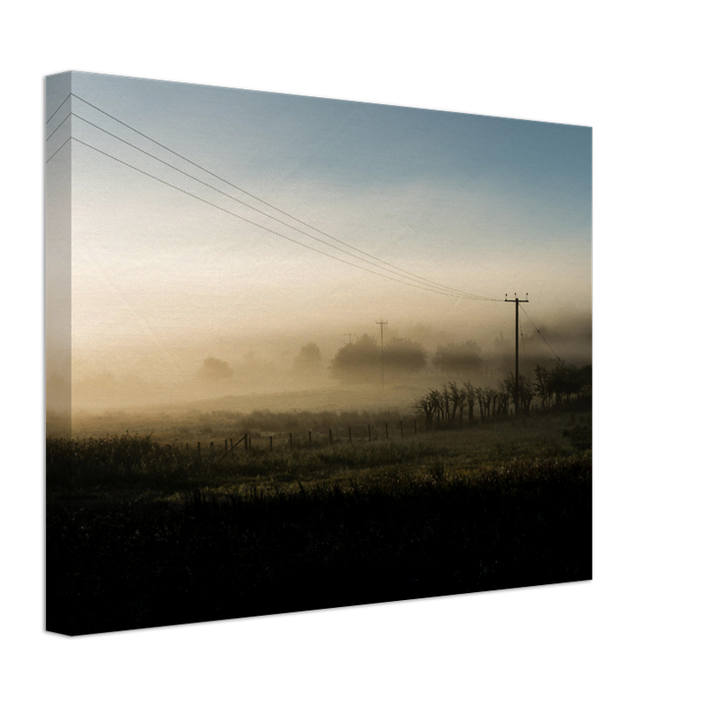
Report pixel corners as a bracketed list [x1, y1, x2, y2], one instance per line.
[45, 72, 592, 635]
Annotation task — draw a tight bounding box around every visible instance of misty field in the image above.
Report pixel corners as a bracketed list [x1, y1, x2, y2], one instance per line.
[46, 406, 591, 635]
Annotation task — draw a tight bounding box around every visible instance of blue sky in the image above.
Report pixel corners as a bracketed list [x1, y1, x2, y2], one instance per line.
[46, 71, 591, 372]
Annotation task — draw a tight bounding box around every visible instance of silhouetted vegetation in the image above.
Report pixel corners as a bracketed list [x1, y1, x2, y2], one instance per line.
[328, 334, 428, 383]
[47, 360, 591, 635]
[384, 337, 427, 375]
[414, 359, 591, 427]
[46, 409, 591, 635]
[328, 334, 380, 383]
[432, 340, 482, 376]
[293, 342, 322, 372]
[198, 356, 233, 380]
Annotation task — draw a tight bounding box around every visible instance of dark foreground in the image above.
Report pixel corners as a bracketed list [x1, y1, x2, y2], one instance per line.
[47, 455, 591, 635]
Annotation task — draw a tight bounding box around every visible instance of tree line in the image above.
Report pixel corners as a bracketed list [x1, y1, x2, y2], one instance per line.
[413, 359, 592, 428]
[195, 335, 591, 395]
[328, 335, 482, 382]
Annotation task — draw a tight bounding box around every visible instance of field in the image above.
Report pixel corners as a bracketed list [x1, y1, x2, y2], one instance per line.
[46, 403, 592, 635]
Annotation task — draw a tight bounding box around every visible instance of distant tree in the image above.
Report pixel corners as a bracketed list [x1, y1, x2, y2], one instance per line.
[413, 392, 435, 430]
[413, 387, 445, 428]
[198, 356, 233, 380]
[293, 343, 322, 372]
[577, 364, 592, 399]
[535, 360, 591, 407]
[534, 365, 552, 408]
[476, 386, 498, 421]
[446, 381, 466, 422]
[501, 373, 534, 414]
[432, 341, 482, 376]
[428, 388, 443, 426]
[548, 359, 578, 405]
[328, 334, 381, 383]
[383, 338, 427, 375]
[464, 381, 476, 423]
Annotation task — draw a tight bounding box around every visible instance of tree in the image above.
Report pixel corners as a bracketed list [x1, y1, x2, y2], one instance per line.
[464, 381, 476, 423]
[432, 341, 482, 376]
[548, 359, 579, 405]
[383, 337, 427, 376]
[446, 381, 466, 422]
[501, 373, 534, 414]
[413, 392, 435, 429]
[534, 365, 552, 408]
[535, 360, 591, 408]
[198, 356, 233, 380]
[293, 343, 321, 372]
[328, 334, 381, 383]
[577, 364, 592, 399]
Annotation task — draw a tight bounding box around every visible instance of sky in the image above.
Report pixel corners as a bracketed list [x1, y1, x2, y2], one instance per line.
[46, 71, 591, 394]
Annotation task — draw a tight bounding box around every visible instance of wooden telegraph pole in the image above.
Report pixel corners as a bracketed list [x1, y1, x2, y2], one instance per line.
[504, 293, 529, 413]
[376, 320, 388, 389]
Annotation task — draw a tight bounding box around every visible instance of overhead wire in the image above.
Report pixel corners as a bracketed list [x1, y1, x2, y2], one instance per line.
[519, 304, 561, 360]
[46, 112, 72, 143]
[45, 102, 72, 161]
[45, 93, 71, 126]
[46, 136, 72, 164]
[70, 135, 489, 300]
[49, 92, 501, 302]
[62, 110, 490, 300]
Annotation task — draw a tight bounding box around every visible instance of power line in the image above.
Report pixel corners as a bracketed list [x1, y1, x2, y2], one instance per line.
[46, 136, 71, 164]
[71, 136, 488, 300]
[45, 93, 71, 126]
[64, 110, 490, 300]
[75, 92, 496, 299]
[519, 304, 561, 360]
[52, 92, 500, 302]
[46, 112, 71, 143]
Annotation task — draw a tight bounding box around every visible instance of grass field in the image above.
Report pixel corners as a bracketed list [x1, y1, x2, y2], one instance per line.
[46, 408, 592, 635]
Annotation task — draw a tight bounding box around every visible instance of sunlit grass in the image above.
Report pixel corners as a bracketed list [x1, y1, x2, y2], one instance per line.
[47, 411, 589, 502]
[46, 409, 591, 634]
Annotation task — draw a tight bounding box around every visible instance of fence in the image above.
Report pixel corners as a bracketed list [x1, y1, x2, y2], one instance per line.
[169, 402, 558, 459]
[183, 418, 424, 458]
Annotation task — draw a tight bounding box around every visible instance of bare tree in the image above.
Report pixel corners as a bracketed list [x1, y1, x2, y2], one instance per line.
[464, 381, 476, 424]
[502, 373, 534, 414]
[534, 365, 551, 409]
[446, 381, 466, 423]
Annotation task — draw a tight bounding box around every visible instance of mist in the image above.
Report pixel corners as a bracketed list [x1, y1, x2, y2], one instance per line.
[46, 72, 591, 436]
[58, 308, 591, 427]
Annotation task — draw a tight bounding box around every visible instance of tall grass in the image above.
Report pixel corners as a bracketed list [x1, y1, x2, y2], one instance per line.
[46, 432, 449, 497]
[47, 451, 591, 635]
[46, 410, 592, 635]
[47, 409, 588, 501]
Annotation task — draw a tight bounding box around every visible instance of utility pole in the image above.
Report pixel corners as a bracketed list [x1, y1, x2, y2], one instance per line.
[504, 293, 529, 413]
[376, 320, 388, 389]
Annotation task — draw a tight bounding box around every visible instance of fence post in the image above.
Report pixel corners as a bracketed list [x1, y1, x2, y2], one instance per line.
[329, 428, 333, 445]
[210, 441, 214, 456]
[308, 431, 312, 448]
[197, 442, 201, 458]
[289, 432, 293, 448]
[248, 436, 252, 451]
[270, 435, 273, 451]
[224, 439, 228, 455]
[385, 422, 389, 439]
[244, 434, 248, 451]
